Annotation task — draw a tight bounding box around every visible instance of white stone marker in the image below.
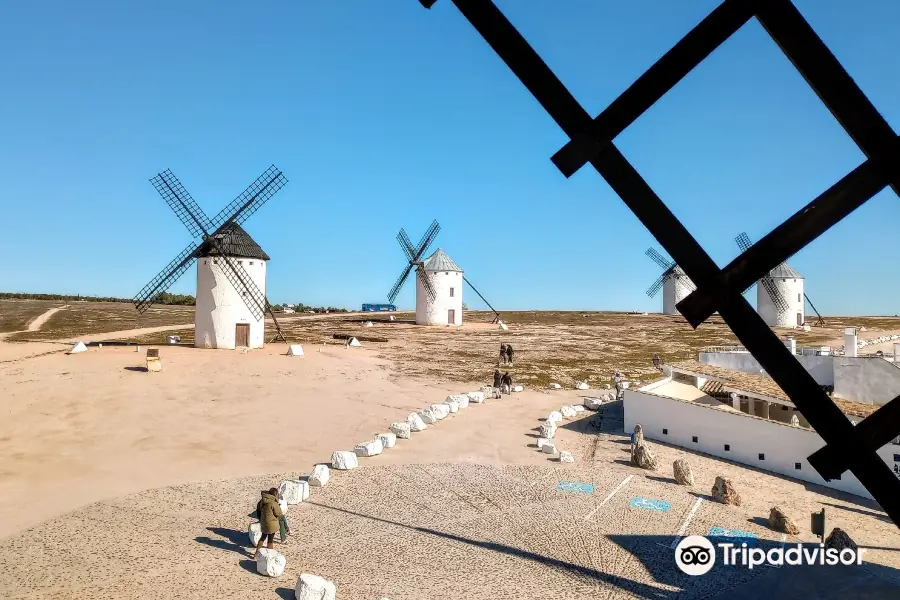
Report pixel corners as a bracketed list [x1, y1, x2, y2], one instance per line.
[583, 397, 602, 410]
[443, 399, 460, 413]
[331, 450, 359, 470]
[547, 411, 563, 424]
[572, 405, 586, 413]
[295, 573, 337, 600]
[248, 522, 262, 546]
[542, 442, 557, 455]
[256, 548, 286, 577]
[467, 391, 486, 403]
[407, 412, 427, 432]
[390, 421, 411, 439]
[536, 437, 551, 450]
[447, 394, 468, 408]
[431, 404, 450, 419]
[354, 439, 384, 457]
[560, 405, 577, 418]
[376, 432, 397, 449]
[309, 464, 330, 487]
[540, 421, 557, 439]
[559, 451, 575, 463]
[418, 408, 438, 424]
[278, 480, 309, 505]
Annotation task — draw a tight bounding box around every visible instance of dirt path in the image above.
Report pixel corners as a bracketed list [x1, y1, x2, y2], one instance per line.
[54, 323, 196, 343]
[26, 304, 67, 331]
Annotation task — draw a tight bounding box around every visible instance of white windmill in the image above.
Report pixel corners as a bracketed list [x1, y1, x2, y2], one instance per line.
[645, 247, 696, 315]
[735, 232, 822, 328]
[133, 167, 288, 349]
[387, 219, 501, 326]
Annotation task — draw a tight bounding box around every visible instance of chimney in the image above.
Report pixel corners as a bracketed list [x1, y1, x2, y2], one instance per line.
[844, 328, 858, 358]
[783, 336, 796, 355]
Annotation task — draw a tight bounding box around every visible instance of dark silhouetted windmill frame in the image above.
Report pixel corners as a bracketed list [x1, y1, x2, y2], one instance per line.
[134, 166, 289, 343]
[419, 0, 900, 526]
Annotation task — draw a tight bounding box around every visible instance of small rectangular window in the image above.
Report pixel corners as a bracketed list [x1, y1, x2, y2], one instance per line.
[795, 463, 802, 470]
[798, 293, 801, 302]
[692, 436, 698, 443]
[449, 287, 454, 297]
[893, 454, 900, 462]
[237, 260, 242, 265]
[724, 444, 730, 451]
[249, 261, 254, 265]
[781, 405, 789, 411]
[758, 453, 765, 461]
[662, 428, 668, 435]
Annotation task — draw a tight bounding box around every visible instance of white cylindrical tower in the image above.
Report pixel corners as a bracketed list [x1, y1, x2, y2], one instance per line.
[844, 328, 858, 357]
[194, 224, 269, 349]
[757, 263, 804, 328]
[662, 266, 695, 315]
[415, 248, 463, 326]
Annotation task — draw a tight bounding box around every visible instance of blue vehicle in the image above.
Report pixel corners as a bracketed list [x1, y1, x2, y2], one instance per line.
[361, 303, 396, 312]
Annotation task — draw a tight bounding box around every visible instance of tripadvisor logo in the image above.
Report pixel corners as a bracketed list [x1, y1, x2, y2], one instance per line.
[674, 535, 866, 575]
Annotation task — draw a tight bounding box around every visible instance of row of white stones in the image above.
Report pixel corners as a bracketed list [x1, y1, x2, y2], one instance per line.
[534, 392, 617, 463]
[250, 388, 492, 597]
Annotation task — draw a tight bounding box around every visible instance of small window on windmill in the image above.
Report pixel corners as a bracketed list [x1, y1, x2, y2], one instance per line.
[213, 259, 218, 264]
[249, 261, 254, 266]
[450, 287, 455, 297]
[238, 260, 242, 265]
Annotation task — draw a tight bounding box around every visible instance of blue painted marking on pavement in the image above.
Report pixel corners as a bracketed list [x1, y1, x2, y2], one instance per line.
[708, 526, 759, 545]
[628, 497, 671, 512]
[556, 482, 595, 494]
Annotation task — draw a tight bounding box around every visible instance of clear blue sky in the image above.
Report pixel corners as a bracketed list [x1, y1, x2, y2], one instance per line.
[1, 0, 898, 315]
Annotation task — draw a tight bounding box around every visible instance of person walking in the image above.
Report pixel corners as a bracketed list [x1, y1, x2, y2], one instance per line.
[614, 371, 625, 400]
[499, 343, 508, 365]
[252, 488, 284, 559]
[501, 371, 513, 394]
[492, 369, 503, 398]
[506, 343, 514, 365]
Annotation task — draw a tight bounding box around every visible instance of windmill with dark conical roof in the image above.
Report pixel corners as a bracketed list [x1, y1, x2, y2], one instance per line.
[386, 219, 501, 325]
[132, 166, 288, 348]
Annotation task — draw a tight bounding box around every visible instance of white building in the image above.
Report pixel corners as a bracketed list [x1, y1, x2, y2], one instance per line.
[624, 360, 897, 501]
[758, 263, 805, 328]
[662, 266, 695, 315]
[194, 224, 269, 349]
[415, 248, 463, 326]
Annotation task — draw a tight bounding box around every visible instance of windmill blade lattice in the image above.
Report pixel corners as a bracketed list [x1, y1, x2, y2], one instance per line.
[150, 170, 214, 238]
[133, 241, 200, 313]
[208, 166, 288, 234]
[387, 219, 441, 303]
[645, 273, 667, 298]
[645, 247, 674, 271]
[734, 232, 790, 311]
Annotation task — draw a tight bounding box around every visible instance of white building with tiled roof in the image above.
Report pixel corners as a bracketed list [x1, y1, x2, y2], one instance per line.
[416, 248, 463, 326]
[194, 223, 269, 349]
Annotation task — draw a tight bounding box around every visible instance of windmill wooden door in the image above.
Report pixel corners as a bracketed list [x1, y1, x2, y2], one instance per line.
[448, 309, 456, 325]
[235, 323, 250, 347]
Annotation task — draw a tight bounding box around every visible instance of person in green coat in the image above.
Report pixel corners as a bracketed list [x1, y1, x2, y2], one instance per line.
[253, 488, 283, 559]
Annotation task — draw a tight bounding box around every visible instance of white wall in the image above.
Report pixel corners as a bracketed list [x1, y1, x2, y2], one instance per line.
[834, 357, 900, 405]
[699, 351, 834, 385]
[624, 385, 900, 500]
[416, 269, 463, 326]
[194, 257, 266, 349]
[662, 275, 694, 315]
[757, 277, 804, 328]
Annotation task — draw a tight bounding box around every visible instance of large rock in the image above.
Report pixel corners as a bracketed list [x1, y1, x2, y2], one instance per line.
[376, 432, 396, 449]
[479, 385, 493, 397]
[418, 408, 438, 424]
[354, 439, 384, 457]
[576, 381, 590, 390]
[547, 411, 563, 424]
[549, 383, 562, 389]
[309, 464, 330, 487]
[248, 521, 263, 546]
[560, 405, 577, 418]
[824, 528, 858, 551]
[512, 385, 524, 392]
[467, 391, 485, 404]
[407, 412, 427, 432]
[256, 548, 286, 577]
[430, 404, 450, 420]
[295, 573, 337, 600]
[331, 450, 358, 470]
[443, 399, 460, 414]
[390, 421, 411, 439]
[447, 394, 469, 408]
[539, 421, 557, 439]
[542, 442, 557, 455]
[559, 451, 574, 463]
[536, 437, 552, 450]
[673, 459, 694, 486]
[583, 397, 603, 410]
[768, 506, 800, 535]
[711, 476, 742, 506]
[279, 480, 309, 504]
[572, 405, 586, 413]
[631, 443, 658, 470]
